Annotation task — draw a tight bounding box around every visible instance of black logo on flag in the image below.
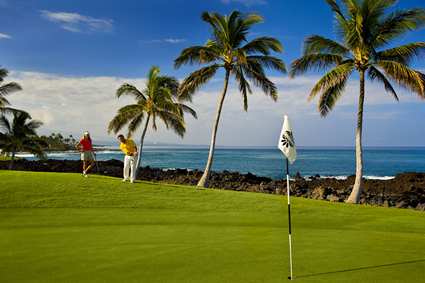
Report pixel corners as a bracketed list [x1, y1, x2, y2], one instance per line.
[281, 131, 295, 148]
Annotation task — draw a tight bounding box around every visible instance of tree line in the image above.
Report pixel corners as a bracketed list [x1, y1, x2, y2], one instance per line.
[1, 0, 425, 204]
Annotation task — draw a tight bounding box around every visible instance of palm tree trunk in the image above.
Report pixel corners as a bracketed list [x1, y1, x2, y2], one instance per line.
[135, 114, 150, 176]
[347, 70, 365, 204]
[9, 151, 16, 170]
[197, 70, 230, 188]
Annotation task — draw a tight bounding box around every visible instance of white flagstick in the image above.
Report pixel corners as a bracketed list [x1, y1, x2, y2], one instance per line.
[286, 158, 293, 280]
[277, 115, 296, 281]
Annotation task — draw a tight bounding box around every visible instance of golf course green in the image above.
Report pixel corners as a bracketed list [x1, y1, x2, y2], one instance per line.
[0, 170, 424, 282]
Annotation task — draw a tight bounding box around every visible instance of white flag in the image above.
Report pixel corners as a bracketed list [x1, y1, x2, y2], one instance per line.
[278, 115, 297, 164]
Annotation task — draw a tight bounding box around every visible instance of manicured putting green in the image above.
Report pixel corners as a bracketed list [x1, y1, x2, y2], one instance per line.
[0, 171, 424, 282]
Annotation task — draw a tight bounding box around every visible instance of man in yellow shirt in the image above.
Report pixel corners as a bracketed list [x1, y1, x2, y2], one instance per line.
[117, 134, 138, 183]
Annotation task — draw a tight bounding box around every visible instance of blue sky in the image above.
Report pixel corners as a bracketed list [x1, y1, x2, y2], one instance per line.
[1, 0, 425, 146]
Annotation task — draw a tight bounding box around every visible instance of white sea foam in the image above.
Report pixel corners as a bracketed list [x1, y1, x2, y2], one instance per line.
[315, 175, 349, 180]
[306, 175, 395, 180]
[15, 153, 36, 158]
[94, 150, 122, 155]
[364, 176, 395, 180]
[49, 152, 78, 157]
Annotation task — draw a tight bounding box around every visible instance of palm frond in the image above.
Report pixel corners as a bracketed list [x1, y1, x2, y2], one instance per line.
[153, 95, 179, 114]
[151, 113, 158, 131]
[378, 60, 425, 98]
[246, 55, 287, 73]
[318, 73, 350, 116]
[13, 110, 31, 122]
[108, 113, 130, 134]
[116, 83, 147, 101]
[343, 2, 364, 48]
[375, 8, 425, 46]
[303, 35, 349, 56]
[228, 12, 259, 47]
[368, 66, 398, 101]
[309, 61, 354, 101]
[233, 66, 252, 111]
[378, 42, 425, 64]
[361, 0, 397, 31]
[175, 103, 198, 119]
[26, 120, 43, 131]
[0, 107, 29, 116]
[290, 54, 344, 77]
[148, 66, 160, 82]
[242, 13, 263, 27]
[175, 45, 220, 68]
[118, 104, 145, 116]
[157, 76, 179, 96]
[242, 37, 283, 55]
[0, 115, 11, 132]
[147, 66, 160, 97]
[242, 60, 277, 101]
[0, 82, 22, 97]
[158, 111, 186, 138]
[202, 12, 227, 36]
[343, 0, 361, 17]
[108, 104, 143, 134]
[325, 0, 346, 20]
[127, 113, 145, 135]
[0, 96, 10, 107]
[0, 68, 8, 82]
[178, 64, 220, 101]
[201, 12, 230, 46]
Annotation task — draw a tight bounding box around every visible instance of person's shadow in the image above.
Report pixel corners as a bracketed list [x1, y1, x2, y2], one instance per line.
[295, 258, 425, 279]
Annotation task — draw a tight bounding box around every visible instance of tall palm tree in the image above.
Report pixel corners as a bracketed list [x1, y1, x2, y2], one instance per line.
[290, 0, 425, 203]
[108, 66, 197, 171]
[175, 11, 286, 187]
[0, 111, 46, 169]
[0, 68, 22, 113]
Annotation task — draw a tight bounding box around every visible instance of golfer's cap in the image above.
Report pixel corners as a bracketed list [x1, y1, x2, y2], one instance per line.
[84, 131, 90, 135]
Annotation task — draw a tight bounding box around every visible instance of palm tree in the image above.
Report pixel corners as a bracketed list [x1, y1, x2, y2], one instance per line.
[290, 0, 425, 203]
[175, 11, 286, 187]
[0, 68, 22, 113]
[0, 111, 46, 169]
[108, 66, 197, 171]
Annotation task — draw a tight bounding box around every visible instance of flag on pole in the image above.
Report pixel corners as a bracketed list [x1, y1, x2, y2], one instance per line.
[278, 115, 297, 163]
[277, 115, 297, 280]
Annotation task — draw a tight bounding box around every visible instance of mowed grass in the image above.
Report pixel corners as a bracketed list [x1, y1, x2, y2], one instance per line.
[0, 171, 424, 283]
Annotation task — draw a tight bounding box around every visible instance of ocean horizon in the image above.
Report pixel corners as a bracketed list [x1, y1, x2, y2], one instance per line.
[16, 146, 425, 180]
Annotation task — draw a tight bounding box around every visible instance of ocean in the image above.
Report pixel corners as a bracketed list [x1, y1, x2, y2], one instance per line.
[16, 146, 425, 180]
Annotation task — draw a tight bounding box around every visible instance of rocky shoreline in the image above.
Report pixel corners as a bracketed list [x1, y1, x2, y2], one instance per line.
[1, 159, 424, 211]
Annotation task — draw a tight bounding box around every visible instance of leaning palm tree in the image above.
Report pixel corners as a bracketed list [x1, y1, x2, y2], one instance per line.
[0, 68, 22, 114]
[290, 0, 425, 203]
[108, 66, 197, 171]
[175, 11, 286, 187]
[0, 111, 46, 169]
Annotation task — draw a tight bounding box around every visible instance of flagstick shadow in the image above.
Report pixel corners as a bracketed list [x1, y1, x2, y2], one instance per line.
[295, 259, 425, 279]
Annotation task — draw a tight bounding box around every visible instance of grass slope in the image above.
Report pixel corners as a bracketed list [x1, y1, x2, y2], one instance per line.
[0, 171, 424, 283]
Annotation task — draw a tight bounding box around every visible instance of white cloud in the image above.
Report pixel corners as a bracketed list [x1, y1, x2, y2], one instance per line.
[0, 32, 11, 39]
[164, 38, 186, 44]
[221, 0, 267, 6]
[8, 71, 139, 142]
[40, 10, 113, 33]
[140, 38, 186, 44]
[6, 71, 421, 147]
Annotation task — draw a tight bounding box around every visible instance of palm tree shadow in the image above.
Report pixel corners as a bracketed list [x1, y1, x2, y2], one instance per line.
[296, 259, 425, 279]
